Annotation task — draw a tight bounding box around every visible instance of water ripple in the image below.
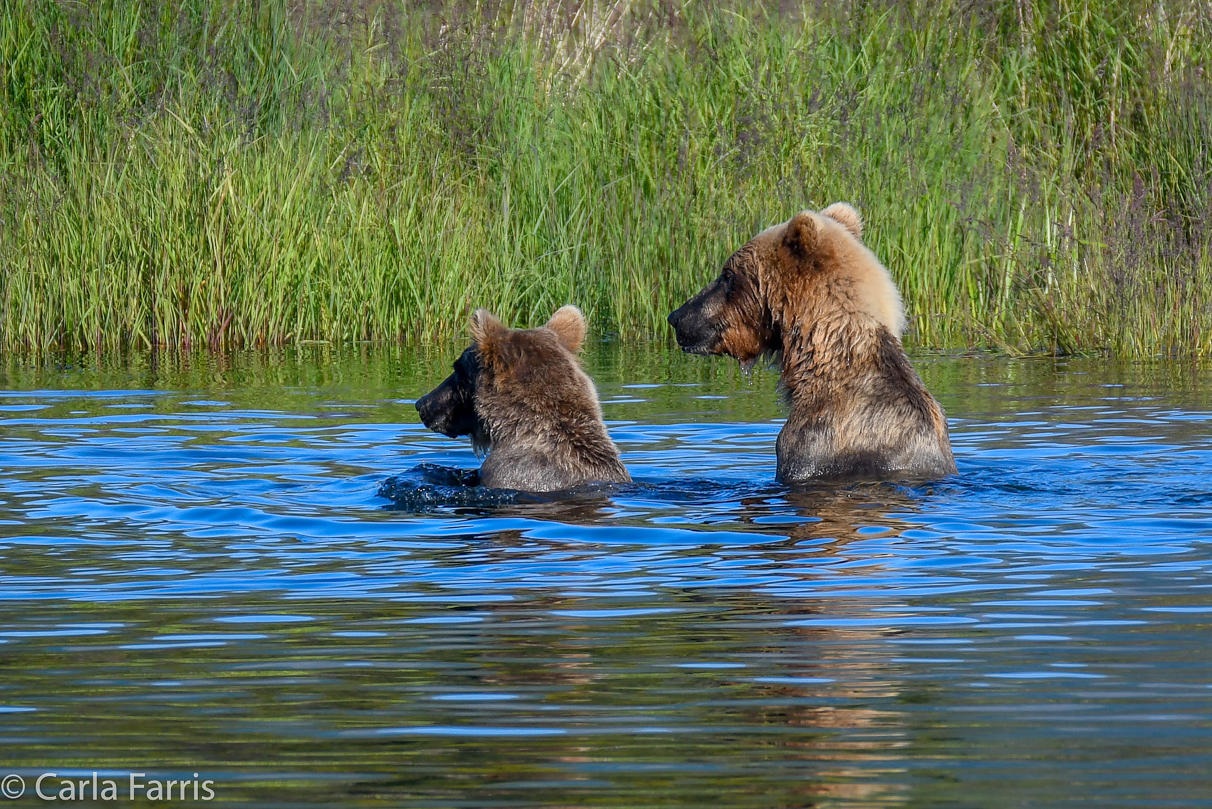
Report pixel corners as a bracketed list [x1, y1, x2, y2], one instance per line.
[0, 351, 1210, 807]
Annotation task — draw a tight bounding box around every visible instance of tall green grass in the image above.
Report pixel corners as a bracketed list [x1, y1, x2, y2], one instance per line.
[2, 0, 1211, 354]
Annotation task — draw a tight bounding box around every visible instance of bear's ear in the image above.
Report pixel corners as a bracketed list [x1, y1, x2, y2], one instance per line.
[821, 202, 862, 240]
[469, 309, 505, 354]
[544, 305, 586, 353]
[782, 211, 819, 260]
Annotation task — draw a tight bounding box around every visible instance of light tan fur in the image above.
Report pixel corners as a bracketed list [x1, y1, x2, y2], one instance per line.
[668, 202, 956, 482]
[764, 209, 905, 339]
[820, 202, 863, 240]
[544, 305, 587, 353]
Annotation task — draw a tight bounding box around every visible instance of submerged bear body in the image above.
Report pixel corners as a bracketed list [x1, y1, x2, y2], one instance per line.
[416, 306, 630, 492]
[668, 203, 956, 483]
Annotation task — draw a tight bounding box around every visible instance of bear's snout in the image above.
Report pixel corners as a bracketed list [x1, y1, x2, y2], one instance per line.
[666, 305, 692, 338]
[415, 390, 445, 434]
[668, 297, 720, 355]
[667, 301, 696, 343]
[416, 370, 482, 440]
[416, 385, 461, 438]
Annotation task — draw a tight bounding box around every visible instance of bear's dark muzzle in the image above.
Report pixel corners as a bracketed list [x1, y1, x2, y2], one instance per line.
[415, 389, 452, 436]
[668, 300, 718, 355]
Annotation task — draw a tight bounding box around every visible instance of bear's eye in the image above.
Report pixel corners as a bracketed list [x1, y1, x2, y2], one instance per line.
[720, 268, 740, 295]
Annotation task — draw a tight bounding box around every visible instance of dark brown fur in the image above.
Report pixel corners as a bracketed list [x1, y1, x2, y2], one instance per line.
[416, 306, 630, 492]
[668, 204, 956, 482]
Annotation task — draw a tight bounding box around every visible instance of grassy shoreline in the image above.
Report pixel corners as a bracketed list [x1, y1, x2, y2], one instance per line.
[3, 0, 1211, 355]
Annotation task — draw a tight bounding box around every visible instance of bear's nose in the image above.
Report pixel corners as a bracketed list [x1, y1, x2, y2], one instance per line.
[415, 394, 431, 422]
[667, 308, 683, 328]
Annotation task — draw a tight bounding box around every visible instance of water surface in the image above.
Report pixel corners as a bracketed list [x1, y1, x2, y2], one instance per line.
[1, 345, 1210, 807]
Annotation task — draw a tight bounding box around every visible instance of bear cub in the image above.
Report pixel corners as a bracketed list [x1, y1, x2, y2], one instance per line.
[668, 203, 956, 482]
[416, 305, 631, 492]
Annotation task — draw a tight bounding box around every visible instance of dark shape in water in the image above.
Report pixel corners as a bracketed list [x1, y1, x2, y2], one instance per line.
[378, 463, 623, 513]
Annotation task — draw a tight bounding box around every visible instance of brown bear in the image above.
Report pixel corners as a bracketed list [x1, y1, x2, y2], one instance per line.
[667, 203, 956, 482]
[415, 305, 631, 492]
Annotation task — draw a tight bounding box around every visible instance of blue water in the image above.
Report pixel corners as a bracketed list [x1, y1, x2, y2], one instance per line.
[0, 347, 1210, 807]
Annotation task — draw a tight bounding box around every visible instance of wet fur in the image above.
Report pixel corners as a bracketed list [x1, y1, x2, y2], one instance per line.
[416, 306, 630, 492]
[668, 203, 956, 482]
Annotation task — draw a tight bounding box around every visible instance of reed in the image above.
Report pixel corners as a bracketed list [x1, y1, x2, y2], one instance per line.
[2, 0, 1210, 355]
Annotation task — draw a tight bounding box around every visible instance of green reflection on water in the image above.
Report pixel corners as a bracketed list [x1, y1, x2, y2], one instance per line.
[4, 341, 1212, 419]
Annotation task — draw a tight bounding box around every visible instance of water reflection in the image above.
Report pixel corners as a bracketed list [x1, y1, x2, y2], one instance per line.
[0, 347, 1210, 806]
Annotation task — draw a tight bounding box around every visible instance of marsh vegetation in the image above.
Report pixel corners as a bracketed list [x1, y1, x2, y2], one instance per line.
[2, 0, 1211, 354]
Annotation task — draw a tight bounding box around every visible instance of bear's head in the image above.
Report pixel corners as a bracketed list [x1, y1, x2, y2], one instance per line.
[667, 203, 904, 367]
[415, 344, 487, 449]
[415, 305, 589, 454]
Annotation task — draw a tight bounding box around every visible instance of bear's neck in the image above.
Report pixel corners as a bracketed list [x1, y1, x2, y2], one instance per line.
[484, 408, 622, 473]
[777, 314, 882, 409]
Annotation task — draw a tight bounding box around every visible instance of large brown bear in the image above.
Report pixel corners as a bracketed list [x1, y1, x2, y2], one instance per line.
[415, 305, 631, 492]
[667, 203, 956, 482]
